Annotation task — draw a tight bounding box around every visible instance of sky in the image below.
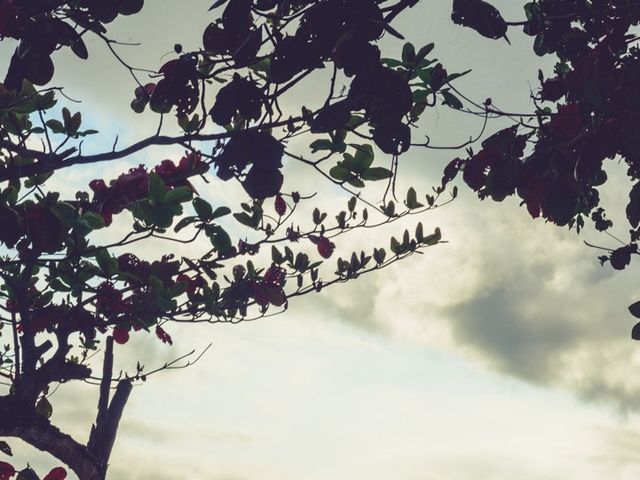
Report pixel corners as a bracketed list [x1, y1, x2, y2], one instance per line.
[3, 1, 640, 479]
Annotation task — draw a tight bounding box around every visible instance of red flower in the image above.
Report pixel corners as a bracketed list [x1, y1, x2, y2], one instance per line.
[113, 326, 129, 345]
[176, 273, 203, 294]
[155, 325, 173, 345]
[89, 179, 108, 193]
[96, 282, 130, 314]
[0, 461, 14, 480]
[310, 235, 335, 259]
[274, 194, 286, 216]
[548, 103, 586, 138]
[43, 467, 67, 480]
[263, 265, 286, 286]
[154, 159, 179, 179]
[178, 151, 204, 172]
[134, 83, 156, 100]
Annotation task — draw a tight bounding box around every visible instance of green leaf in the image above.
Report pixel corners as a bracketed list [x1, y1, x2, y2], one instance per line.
[310, 139, 334, 153]
[441, 91, 463, 110]
[45, 119, 65, 134]
[390, 237, 401, 255]
[234, 212, 258, 228]
[148, 173, 166, 204]
[174, 216, 198, 233]
[347, 177, 365, 188]
[405, 187, 424, 209]
[417, 68, 433, 85]
[16, 467, 39, 480]
[329, 165, 352, 181]
[382, 201, 396, 217]
[361, 167, 393, 181]
[24, 171, 54, 188]
[422, 227, 442, 246]
[193, 197, 213, 221]
[95, 248, 117, 276]
[446, 69, 472, 83]
[350, 144, 374, 172]
[380, 58, 403, 68]
[272, 245, 284, 264]
[373, 248, 386, 264]
[35, 91, 56, 110]
[80, 211, 105, 230]
[164, 186, 193, 204]
[416, 43, 435, 61]
[206, 225, 232, 252]
[402, 42, 416, 64]
[62, 107, 82, 135]
[211, 206, 231, 219]
[50, 202, 78, 226]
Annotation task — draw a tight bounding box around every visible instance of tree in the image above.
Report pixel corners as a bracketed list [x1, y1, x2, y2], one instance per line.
[441, 0, 640, 334]
[0, 1, 458, 478]
[4, 0, 635, 477]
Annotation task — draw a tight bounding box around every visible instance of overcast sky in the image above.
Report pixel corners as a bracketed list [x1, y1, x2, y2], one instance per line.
[4, 1, 640, 479]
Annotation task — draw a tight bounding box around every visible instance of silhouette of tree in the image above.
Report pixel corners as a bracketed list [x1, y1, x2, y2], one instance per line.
[3, 0, 635, 477]
[0, 1, 456, 478]
[445, 0, 640, 334]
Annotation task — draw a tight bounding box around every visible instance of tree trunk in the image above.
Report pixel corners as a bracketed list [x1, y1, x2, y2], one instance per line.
[0, 397, 103, 479]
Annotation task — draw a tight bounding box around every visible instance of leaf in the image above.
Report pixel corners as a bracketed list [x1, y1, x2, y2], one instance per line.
[416, 43, 435, 61]
[148, 173, 166, 204]
[451, 0, 508, 40]
[208, 0, 228, 10]
[422, 227, 442, 246]
[633, 322, 640, 341]
[309, 139, 333, 153]
[350, 144, 374, 172]
[629, 301, 640, 319]
[233, 212, 257, 228]
[0, 442, 11, 457]
[16, 467, 38, 480]
[45, 119, 65, 134]
[79, 211, 105, 230]
[211, 206, 231, 219]
[95, 249, 117, 276]
[164, 186, 193, 204]
[402, 42, 416, 64]
[390, 237, 401, 255]
[441, 91, 463, 109]
[446, 69, 472, 83]
[174, 216, 198, 233]
[329, 165, 352, 181]
[361, 167, 393, 181]
[193, 197, 213, 221]
[405, 187, 424, 209]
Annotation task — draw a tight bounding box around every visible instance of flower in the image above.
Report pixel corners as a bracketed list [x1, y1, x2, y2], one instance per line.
[155, 325, 173, 345]
[274, 194, 287, 216]
[113, 326, 129, 345]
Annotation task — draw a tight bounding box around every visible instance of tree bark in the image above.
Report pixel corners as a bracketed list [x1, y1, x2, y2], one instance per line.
[0, 397, 102, 480]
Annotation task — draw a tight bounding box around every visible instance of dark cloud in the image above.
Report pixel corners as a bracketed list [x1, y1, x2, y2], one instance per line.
[449, 286, 583, 382]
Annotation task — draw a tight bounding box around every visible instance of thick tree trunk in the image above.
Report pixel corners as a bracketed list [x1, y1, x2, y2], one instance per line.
[0, 397, 102, 479]
[0, 381, 132, 480]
